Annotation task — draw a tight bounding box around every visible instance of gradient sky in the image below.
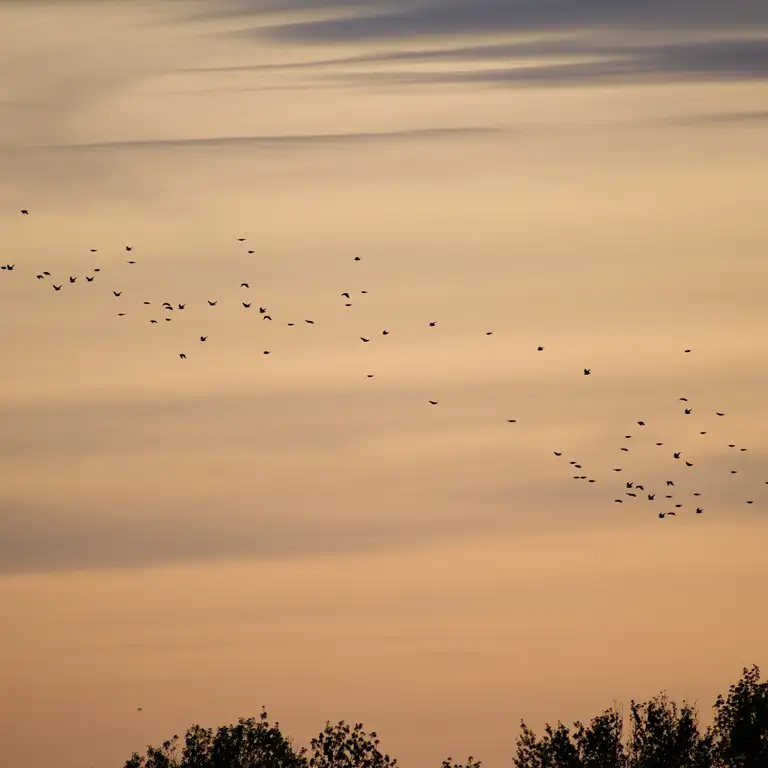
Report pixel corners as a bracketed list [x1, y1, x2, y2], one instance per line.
[2, 2, 768, 767]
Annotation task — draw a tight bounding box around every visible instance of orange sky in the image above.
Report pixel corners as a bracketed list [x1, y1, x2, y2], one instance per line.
[2, 2, 768, 767]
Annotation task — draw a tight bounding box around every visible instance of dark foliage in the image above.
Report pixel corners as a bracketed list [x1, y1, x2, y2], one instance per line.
[124, 666, 767, 768]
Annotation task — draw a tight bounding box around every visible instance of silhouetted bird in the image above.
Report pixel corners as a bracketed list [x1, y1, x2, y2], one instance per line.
[178, 304, 185, 310]
[507, 419, 517, 423]
[621, 447, 629, 452]
[341, 292, 350, 298]
[696, 508, 703, 514]
[637, 421, 646, 426]
[69, 276, 76, 283]
[237, 238, 245, 242]
[648, 494, 655, 500]
[179, 354, 186, 360]
[428, 400, 438, 405]
[113, 291, 122, 297]
[613, 468, 622, 472]
[429, 321, 437, 327]
[361, 337, 370, 342]
[200, 336, 207, 342]
[36, 274, 43, 279]
[686, 461, 693, 467]
[537, 346, 544, 351]
[583, 368, 591, 375]
[150, 320, 158, 324]
[248, 250, 254, 254]
[263, 350, 270, 355]
[208, 301, 217, 306]
[127, 260, 136, 264]
[684, 408, 692, 414]
[20, 209, 28, 215]
[354, 256, 361, 261]
[53, 285, 62, 291]
[126, 246, 132, 251]
[86, 276, 94, 282]
[263, 315, 272, 321]
[666, 480, 674, 486]
[716, 412, 725, 416]
[626, 482, 633, 488]
[304, 319, 314, 324]
[674, 452, 681, 459]
[241, 283, 249, 288]
[553, 452, 562, 456]
[382, 330, 389, 335]
[243, 302, 251, 308]
[680, 397, 688, 401]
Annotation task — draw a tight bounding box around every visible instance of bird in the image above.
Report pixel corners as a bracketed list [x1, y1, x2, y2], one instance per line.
[673, 452, 681, 459]
[127, 260, 136, 264]
[696, 508, 704, 514]
[179, 354, 186, 360]
[659, 512, 666, 518]
[113, 291, 122, 297]
[126, 246, 132, 251]
[747, 501, 754, 505]
[583, 368, 591, 375]
[613, 468, 622, 472]
[354, 256, 361, 261]
[263, 350, 270, 355]
[667, 511, 677, 516]
[382, 330, 389, 335]
[20, 209, 28, 215]
[200, 336, 207, 342]
[730, 470, 738, 474]
[241, 283, 249, 288]
[666, 480, 674, 486]
[486, 331, 493, 335]
[117, 313, 126, 317]
[208, 300, 217, 306]
[614, 499, 623, 503]
[86, 276, 94, 282]
[637, 421, 646, 426]
[36, 274, 44, 279]
[259, 307, 267, 314]
[627, 492, 637, 497]
[553, 452, 562, 456]
[69, 276, 76, 283]
[237, 238, 245, 242]
[626, 482, 634, 488]
[150, 320, 158, 324]
[5, 264, 15, 271]
[90, 249, 98, 253]
[648, 494, 655, 500]
[507, 419, 517, 423]
[137, 707, 142, 712]
[263, 315, 272, 321]
[43, 271, 50, 276]
[428, 321, 437, 327]
[178, 304, 185, 310]
[53, 285, 62, 291]
[247, 249, 254, 254]
[366, 374, 374, 378]
[684, 349, 691, 353]
[716, 412, 725, 417]
[341, 292, 350, 298]
[537, 346, 544, 351]
[685, 461, 694, 467]
[680, 397, 688, 401]
[621, 447, 629, 452]
[360, 337, 370, 342]
[304, 319, 315, 324]
[684, 408, 692, 414]
[656, 442, 664, 446]
[428, 400, 438, 405]
[243, 302, 251, 308]
[636, 485, 645, 491]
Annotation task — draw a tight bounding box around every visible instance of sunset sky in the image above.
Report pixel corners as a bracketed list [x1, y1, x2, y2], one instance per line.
[2, 2, 768, 767]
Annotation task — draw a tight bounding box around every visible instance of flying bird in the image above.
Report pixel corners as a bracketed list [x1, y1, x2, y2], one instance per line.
[696, 508, 703, 514]
[716, 412, 725, 416]
[208, 301, 217, 306]
[86, 276, 94, 282]
[113, 291, 122, 297]
[243, 302, 251, 308]
[126, 246, 132, 251]
[69, 276, 76, 283]
[684, 408, 692, 414]
[354, 256, 361, 261]
[428, 400, 438, 405]
[241, 283, 249, 288]
[20, 209, 28, 215]
[341, 292, 350, 298]
[583, 368, 591, 375]
[537, 346, 544, 351]
[637, 421, 646, 426]
[53, 285, 62, 291]
[360, 337, 370, 342]
[673, 452, 681, 459]
[200, 336, 207, 342]
[179, 354, 186, 360]
[429, 321, 437, 327]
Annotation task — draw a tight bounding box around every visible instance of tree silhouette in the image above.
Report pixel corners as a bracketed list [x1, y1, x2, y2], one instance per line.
[711, 665, 768, 767]
[123, 666, 768, 768]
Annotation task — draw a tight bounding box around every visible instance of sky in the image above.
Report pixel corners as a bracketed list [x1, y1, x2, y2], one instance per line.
[1, 1, 768, 766]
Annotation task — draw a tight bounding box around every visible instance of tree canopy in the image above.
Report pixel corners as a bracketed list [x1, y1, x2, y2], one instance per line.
[125, 665, 767, 768]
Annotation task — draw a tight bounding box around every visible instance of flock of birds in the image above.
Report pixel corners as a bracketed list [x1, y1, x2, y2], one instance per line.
[6, 208, 766, 520]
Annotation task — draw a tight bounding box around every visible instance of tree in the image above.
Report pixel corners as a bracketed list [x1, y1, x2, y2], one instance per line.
[307, 721, 396, 768]
[711, 665, 768, 768]
[123, 710, 308, 768]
